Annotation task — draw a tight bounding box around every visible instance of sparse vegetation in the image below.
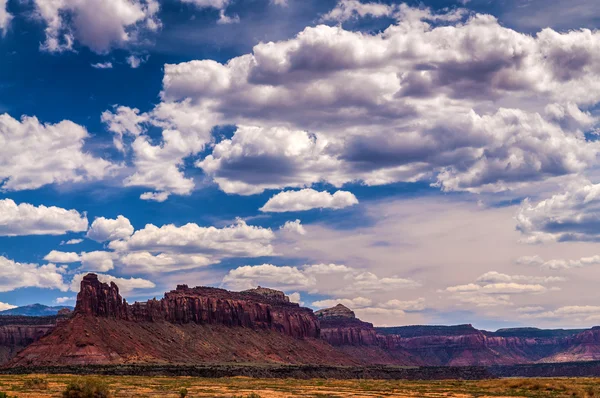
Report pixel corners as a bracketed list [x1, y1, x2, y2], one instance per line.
[62, 377, 111, 398]
[1, 374, 600, 397]
[23, 376, 49, 390]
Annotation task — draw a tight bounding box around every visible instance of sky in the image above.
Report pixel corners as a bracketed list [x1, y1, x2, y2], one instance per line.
[0, 0, 600, 331]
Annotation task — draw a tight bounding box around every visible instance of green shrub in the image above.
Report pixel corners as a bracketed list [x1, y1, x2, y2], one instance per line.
[23, 377, 49, 390]
[179, 387, 188, 397]
[62, 377, 111, 398]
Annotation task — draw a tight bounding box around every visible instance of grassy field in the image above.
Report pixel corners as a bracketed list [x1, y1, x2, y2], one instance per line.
[2, 375, 600, 397]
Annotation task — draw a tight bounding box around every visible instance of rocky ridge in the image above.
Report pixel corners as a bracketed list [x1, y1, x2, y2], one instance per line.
[76, 274, 319, 339]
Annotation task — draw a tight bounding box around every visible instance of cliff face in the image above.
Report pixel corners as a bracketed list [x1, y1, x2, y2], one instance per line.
[0, 316, 65, 364]
[8, 275, 357, 367]
[316, 304, 379, 346]
[316, 304, 600, 366]
[76, 274, 319, 339]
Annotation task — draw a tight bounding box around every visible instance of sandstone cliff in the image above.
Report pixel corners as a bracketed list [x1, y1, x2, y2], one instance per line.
[77, 274, 319, 339]
[0, 316, 65, 364]
[8, 274, 353, 367]
[316, 304, 378, 346]
[316, 304, 600, 366]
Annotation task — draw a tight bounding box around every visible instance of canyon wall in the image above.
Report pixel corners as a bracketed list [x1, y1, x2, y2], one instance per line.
[76, 274, 319, 339]
[317, 304, 600, 366]
[0, 315, 65, 364]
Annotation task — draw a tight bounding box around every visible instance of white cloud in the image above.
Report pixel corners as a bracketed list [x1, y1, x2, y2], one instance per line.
[44, 251, 81, 263]
[0, 114, 116, 191]
[223, 264, 314, 291]
[54, 296, 75, 304]
[70, 273, 155, 295]
[119, 251, 214, 273]
[61, 239, 84, 245]
[518, 254, 600, 270]
[0, 302, 16, 311]
[86, 216, 134, 242]
[0, 199, 88, 236]
[0, 0, 13, 35]
[271, 0, 287, 6]
[321, 0, 397, 22]
[288, 292, 302, 305]
[102, 102, 217, 199]
[34, 0, 161, 53]
[443, 271, 562, 307]
[91, 62, 113, 69]
[217, 10, 239, 25]
[140, 191, 170, 202]
[101, 106, 149, 152]
[222, 262, 419, 298]
[44, 251, 116, 272]
[0, 256, 68, 292]
[126, 54, 149, 68]
[261, 189, 359, 212]
[109, 219, 275, 258]
[179, 0, 229, 9]
[517, 183, 600, 243]
[79, 251, 116, 272]
[476, 271, 565, 284]
[147, 11, 600, 196]
[280, 219, 306, 235]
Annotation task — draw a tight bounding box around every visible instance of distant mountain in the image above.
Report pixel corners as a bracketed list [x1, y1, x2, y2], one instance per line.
[0, 304, 74, 317]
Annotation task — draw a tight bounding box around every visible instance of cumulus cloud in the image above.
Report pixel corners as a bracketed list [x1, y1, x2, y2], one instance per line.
[34, 0, 160, 53]
[44, 251, 81, 263]
[288, 292, 302, 305]
[517, 254, 600, 270]
[91, 62, 113, 69]
[54, 296, 75, 304]
[140, 191, 170, 202]
[48, 218, 276, 275]
[222, 263, 419, 297]
[102, 103, 216, 199]
[217, 10, 239, 25]
[517, 182, 600, 243]
[261, 189, 358, 212]
[61, 239, 84, 245]
[141, 10, 600, 196]
[0, 256, 68, 292]
[444, 271, 562, 307]
[0, 114, 116, 191]
[476, 271, 565, 284]
[87, 216, 134, 242]
[321, 0, 397, 22]
[44, 251, 116, 272]
[70, 273, 155, 295]
[0, 302, 16, 311]
[0, 0, 12, 35]
[109, 219, 274, 258]
[179, 0, 229, 9]
[280, 219, 306, 235]
[126, 54, 149, 68]
[119, 251, 214, 274]
[0, 199, 88, 236]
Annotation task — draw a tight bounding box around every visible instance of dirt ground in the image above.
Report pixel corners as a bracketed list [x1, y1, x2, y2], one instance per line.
[2, 374, 600, 397]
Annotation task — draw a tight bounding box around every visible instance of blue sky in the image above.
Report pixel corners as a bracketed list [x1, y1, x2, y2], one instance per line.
[1, 0, 600, 330]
